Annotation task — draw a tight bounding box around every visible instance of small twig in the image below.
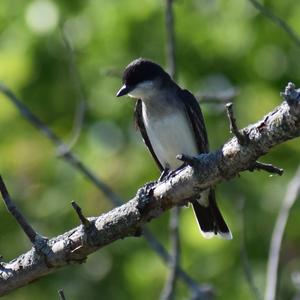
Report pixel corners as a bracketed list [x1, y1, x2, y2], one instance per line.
[59, 24, 87, 153]
[162, 1, 181, 299]
[239, 198, 262, 300]
[142, 228, 211, 297]
[58, 289, 66, 300]
[248, 0, 300, 49]
[71, 201, 91, 228]
[0, 83, 122, 207]
[0, 176, 40, 244]
[165, 0, 176, 79]
[226, 102, 247, 145]
[264, 166, 300, 300]
[160, 207, 180, 300]
[251, 161, 283, 176]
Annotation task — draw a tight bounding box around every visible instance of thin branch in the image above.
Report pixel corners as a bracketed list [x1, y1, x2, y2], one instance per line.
[0, 83, 207, 296]
[248, 0, 300, 48]
[0, 82, 299, 296]
[58, 289, 66, 300]
[0, 176, 40, 244]
[239, 198, 262, 300]
[160, 208, 180, 300]
[161, 1, 181, 299]
[165, 0, 176, 79]
[142, 228, 210, 296]
[59, 25, 87, 153]
[0, 83, 121, 207]
[251, 161, 283, 176]
[71, 201, 91, 228]
[264, 166, 300, 300]
[225, 102, 248, 145]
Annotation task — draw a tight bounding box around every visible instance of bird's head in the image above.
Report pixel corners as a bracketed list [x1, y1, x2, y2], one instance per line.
[116, 58, 170, 99]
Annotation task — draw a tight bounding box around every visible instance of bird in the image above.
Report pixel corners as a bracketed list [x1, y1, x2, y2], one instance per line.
[116, 58, 232, 239]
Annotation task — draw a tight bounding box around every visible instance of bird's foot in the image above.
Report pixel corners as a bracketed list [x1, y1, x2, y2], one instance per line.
[158, 168, 172, 182]
[136, 181, 156, 214]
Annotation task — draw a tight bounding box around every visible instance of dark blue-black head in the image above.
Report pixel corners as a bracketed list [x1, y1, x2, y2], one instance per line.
[116, 58, 170, 98]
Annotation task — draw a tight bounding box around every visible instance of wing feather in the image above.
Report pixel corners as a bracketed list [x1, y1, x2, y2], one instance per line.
[179, 89, 209, 153]
[134, 100, 164, 171]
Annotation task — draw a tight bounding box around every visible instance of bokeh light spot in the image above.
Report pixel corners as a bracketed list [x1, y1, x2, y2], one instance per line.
[25, 0, 59, 34]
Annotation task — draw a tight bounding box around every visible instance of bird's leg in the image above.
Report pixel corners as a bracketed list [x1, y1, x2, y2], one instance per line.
[136, 180, 156, 214]
[158, 167, 171, 182]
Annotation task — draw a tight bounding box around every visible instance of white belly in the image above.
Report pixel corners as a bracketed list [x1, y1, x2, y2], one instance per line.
[143, 110, 198, 169]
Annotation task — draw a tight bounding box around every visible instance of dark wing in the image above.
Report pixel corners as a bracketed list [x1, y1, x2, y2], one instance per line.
[134, 100, 164, 171]
[179, 89, 209, 153]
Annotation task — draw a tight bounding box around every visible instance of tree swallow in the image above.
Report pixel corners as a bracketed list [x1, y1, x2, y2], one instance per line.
[117, 58, 232, 239]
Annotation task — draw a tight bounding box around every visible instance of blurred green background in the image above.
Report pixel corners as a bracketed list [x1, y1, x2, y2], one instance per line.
[0, 0, 300, 299]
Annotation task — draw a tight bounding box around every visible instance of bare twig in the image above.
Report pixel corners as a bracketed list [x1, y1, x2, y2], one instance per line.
[0, 83, 121, 207]
[248, 0, 300, 48]
[160, 1, 181, 299]
[71, 201, 91, 228]
[251, 161, 283, 176]
[142, 228, 210, 296]
[226, 102, 247, 145]
[58, 289, 66, 300]
[59, 25, 87, 153]
[264, 166, 300, 300]
[0, 82, 300, 295]
[165, 0, 176, 79]
[160, 208, 180, 300]
[0, 176, 41, 244]
[0, 83, 207, 296]
[239, 198, 262, 300]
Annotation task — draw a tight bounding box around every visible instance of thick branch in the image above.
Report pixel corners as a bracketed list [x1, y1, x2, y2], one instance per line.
[0, 83, 299, 296]
[0, 83, 207, 296]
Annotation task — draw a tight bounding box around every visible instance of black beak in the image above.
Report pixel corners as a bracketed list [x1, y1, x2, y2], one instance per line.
[116, 84, 132, 97]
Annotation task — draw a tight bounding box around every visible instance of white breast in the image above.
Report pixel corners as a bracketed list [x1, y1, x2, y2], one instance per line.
[143, 106, 198, 169]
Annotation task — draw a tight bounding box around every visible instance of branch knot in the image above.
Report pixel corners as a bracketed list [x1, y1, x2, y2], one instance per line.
[281, 82, 300, 105]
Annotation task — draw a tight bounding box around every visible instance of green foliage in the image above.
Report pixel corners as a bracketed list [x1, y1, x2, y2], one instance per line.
[0, 0, 300, 299]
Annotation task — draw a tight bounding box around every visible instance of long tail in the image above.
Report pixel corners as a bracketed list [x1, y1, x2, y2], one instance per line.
[192, 189, 232, 240]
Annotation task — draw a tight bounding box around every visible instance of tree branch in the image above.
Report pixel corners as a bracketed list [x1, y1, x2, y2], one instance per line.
[0, 176, 43, 245]
[239, 198, 262, 300]
[58, 289, 66, 300]
[0, 82, 299, 296]
[264, 166, 300, 300]
[0, 83, 209, 297]
[226, 102, 248, 145]
[161, 0, 181, 299]
[248, 0, 300, 49]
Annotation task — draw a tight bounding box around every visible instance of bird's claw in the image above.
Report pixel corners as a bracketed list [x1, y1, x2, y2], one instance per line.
[136, 181, 156, 214]
[158, 168, 172, 182]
